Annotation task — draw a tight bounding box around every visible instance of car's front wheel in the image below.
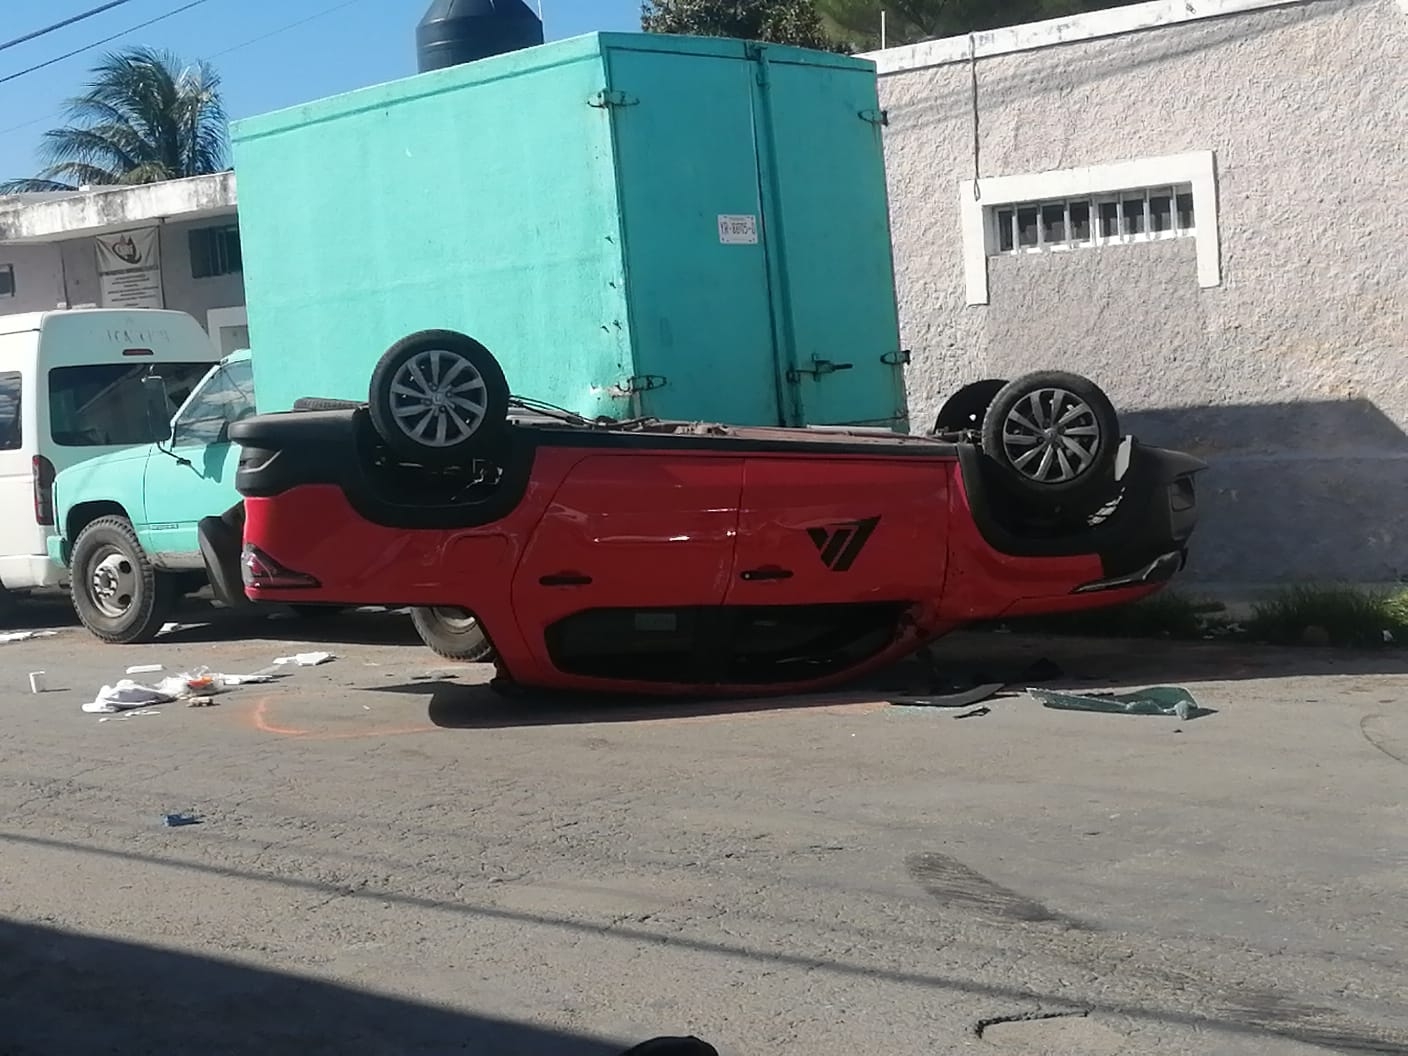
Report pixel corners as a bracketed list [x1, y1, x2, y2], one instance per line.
[70, 516, 176, 644]
[410, 606, 496, 662]
[980, 371, 1120, 511]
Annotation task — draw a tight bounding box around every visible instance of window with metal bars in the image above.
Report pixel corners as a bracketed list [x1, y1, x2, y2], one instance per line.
[188, 224, 243, 279]
[991, 185, 1195, 255]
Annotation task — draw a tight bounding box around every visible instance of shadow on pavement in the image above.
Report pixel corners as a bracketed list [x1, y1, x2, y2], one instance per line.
[3, 833, 1402, 1055]
[0, 916, 629, 1056]
[392, 629, 1404, 732]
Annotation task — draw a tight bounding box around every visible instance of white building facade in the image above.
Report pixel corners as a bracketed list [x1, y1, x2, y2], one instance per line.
[869, 0, 1408, 591]
[0, 173, 248, 355]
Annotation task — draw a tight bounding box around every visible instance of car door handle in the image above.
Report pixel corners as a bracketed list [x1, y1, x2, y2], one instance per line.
[539, 572, 592, 587]
[740, 566, 793, 582]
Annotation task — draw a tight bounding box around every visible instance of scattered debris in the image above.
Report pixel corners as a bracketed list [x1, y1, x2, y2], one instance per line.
[954, 705, 991, 719]
[126, 663, 165, 675]
[28, 671, 46, 694]
[84, 680, 176, 714]
[274, 651, 336, 667]
[0, 630, 58, 644]
[890, 682, 1004, 710]
[162, 812, 202, 827]
[98, 709, 161, 722]
[223, 672, 277, 685]
[1028, 685, 1208, 720]
[186, 696, 218, 708]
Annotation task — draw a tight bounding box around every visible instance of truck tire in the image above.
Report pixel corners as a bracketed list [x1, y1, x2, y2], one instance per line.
[70, 516, 177, 644]
[980, 371, 1119, 509]
[411, 606, 496, 663]
[368, 330, 509, 466]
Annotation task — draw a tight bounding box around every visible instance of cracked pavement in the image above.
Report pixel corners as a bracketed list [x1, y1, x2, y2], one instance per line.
[0, 600, 1405, 1055]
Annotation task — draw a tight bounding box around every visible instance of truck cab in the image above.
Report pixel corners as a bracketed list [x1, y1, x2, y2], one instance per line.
[48, 349, 256, 642]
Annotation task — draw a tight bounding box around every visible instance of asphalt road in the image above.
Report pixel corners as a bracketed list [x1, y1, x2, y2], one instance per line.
[1, 597, 1406, 1056]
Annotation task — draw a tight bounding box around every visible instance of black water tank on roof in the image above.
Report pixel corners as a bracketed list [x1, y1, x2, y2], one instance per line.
[416, 0, 544, 73]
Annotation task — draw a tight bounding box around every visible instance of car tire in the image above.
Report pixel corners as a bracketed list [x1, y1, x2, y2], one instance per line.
[70, 516, 177, 644]
[932, 378, 1006, 433]
[292, 396, 363, 411]
[980, 371, 1120, 505]
[368, 330, 510, 466]
[411, 606, 496, 663]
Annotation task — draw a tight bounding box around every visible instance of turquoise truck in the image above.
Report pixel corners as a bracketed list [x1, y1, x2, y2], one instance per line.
[45, 30, 911, 648]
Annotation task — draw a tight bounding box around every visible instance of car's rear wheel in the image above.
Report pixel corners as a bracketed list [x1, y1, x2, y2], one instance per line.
[368, 330, 510, 466]
[71, 516, 177, 644]
[411, 606, 496, 663]
[980, 371, 1119, 509]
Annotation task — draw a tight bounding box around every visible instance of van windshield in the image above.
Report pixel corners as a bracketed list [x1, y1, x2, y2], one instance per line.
[48, 362, 214, 447]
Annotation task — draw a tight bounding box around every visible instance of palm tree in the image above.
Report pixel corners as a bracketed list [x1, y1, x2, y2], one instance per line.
[1, 45, 228, 193]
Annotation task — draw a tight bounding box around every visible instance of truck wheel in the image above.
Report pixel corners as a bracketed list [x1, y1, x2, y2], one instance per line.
[980, 371, 1119, 507]
[71, 516, 176, 644]
[368, 330, 509, 466]
[411, 606, 496, 663]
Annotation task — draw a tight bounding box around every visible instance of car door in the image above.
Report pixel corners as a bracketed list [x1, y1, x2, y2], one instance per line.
[510, 451, 744, 678]
[724, 454, 951, 608]
[141, 358, 257, 561]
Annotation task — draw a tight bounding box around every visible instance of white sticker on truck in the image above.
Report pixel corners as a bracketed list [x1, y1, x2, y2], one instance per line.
[717, 214, 759, 245]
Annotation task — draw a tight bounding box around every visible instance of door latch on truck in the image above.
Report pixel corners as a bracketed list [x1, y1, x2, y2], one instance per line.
[881, 349, 911, 366]
[786, 358, 854, 383]
[589, 90, 639, 109]
[859, 109, 889, 127]
[615, 374, 667, 394]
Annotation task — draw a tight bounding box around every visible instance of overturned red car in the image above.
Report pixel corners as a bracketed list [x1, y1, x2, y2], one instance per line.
[228, 330, 1204, 697]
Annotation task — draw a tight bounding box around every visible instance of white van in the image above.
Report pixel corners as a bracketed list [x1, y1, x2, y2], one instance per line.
[0, 309, 221, 609]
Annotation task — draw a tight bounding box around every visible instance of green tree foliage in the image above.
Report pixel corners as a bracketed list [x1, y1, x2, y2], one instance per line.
[1, 46, 227, 194]
[816, 0, 1146, 49]
[640, 0, 840, 50]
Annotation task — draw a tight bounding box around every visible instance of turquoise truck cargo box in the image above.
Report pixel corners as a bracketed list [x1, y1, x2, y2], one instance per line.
[230, 31, 908, 429]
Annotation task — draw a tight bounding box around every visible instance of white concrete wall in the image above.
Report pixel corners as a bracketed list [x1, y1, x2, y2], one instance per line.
[874, 0, 1408, 589]
[0, 243, 65, 314]
[0, 218, 246, 332]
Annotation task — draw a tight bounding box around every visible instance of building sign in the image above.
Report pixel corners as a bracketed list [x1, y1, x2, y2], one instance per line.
[95, 227, 165, 309]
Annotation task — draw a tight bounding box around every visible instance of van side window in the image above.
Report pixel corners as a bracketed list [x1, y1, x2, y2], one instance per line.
[48, 362, 214, 447]
[172, 359, 256, 447]
[0, 371, 20, 451]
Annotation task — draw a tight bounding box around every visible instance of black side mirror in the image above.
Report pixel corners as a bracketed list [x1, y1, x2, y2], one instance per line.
[141, 375, 172, 443]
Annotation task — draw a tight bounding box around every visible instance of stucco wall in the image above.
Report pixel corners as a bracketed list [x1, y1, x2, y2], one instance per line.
[0, 217, 245, 333]
[0, 243, 64, 314]
[878, 0, 1408, 588]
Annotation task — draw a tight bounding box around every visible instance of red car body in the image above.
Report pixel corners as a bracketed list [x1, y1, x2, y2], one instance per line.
[229, 412, 1203, 697]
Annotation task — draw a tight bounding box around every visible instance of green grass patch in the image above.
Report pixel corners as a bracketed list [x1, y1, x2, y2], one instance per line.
[1245, 585, 1408, 648]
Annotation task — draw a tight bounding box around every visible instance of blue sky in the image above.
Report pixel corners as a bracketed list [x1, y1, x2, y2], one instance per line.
[0, 0, 643, 181]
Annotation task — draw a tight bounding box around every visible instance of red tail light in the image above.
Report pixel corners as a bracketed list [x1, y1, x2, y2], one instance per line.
[32, 455, 55, 526]
[241, 544, 320, 590]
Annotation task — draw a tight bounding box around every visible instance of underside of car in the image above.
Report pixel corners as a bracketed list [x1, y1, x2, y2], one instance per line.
[227, 330, 1205, 697]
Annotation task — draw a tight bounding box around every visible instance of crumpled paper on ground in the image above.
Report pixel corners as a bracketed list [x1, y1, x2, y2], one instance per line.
[1, 629, 58, 644]
[83, 680, 177, 713]
[1027, 685, 1208, 720]
[273, 651, 335, 667]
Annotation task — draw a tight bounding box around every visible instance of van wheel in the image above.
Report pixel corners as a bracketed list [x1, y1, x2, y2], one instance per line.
[411, 606, 496, 662]
[71, 516, 177, 644]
